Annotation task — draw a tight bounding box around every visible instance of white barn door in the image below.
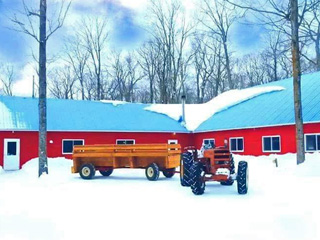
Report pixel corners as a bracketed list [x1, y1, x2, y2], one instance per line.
[3, 139, 20, 170]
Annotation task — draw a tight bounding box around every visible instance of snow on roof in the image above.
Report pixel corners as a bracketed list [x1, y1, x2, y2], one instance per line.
[196, 71, 320, 132]
[1, 71, 320, 133]
[145, 86, 285, 131]
[100, 100, 127, 106]
[0, 97, 188, 132]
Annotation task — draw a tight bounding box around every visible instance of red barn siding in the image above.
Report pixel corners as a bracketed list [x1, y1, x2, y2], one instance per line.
[1, 122, 320, 169]
[194, 122, 320, 156]
[0, 131, 38, 169]
[0, 131, 193, 168]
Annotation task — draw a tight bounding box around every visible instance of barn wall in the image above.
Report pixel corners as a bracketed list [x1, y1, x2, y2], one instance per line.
[194, 122, 320, 156]
[1, 122, 320, 168]
[0, 131, 38, 169]
[0, 131, 193, 168]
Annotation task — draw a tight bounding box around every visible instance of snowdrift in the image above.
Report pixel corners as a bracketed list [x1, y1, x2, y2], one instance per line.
[18, 157, 72, 184]
[233, 152, 320, 178]
[1, 151, 317, 178]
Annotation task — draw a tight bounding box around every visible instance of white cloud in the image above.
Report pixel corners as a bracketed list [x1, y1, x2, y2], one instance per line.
[70, 0, 148, 10]
[119, 0, 148, 9]
[12, 64, 37, 97]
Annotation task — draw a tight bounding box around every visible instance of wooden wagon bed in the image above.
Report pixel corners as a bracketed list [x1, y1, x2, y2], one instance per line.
[71, 144, 181, 180]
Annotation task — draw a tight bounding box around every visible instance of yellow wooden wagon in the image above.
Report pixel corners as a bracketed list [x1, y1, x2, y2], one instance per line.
[71, 144, 181, 180]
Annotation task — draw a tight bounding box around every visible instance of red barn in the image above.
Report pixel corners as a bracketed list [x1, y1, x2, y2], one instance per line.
[0, 98, 193, 170]
[193, 72, 320, 155]
[1, 71, 320, 170]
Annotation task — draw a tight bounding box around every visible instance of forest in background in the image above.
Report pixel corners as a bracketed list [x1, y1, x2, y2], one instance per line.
[1, 0, 320, 104]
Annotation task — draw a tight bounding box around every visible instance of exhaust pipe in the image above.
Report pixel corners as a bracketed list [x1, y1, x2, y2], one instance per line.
[181, 95, 186, 125]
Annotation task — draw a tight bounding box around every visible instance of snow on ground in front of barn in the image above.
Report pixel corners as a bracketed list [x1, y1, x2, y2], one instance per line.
[145, 86, 285, 131]
[0, 153, 320, 240]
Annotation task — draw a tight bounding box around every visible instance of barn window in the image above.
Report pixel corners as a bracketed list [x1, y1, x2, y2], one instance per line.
[230, 137, 244, 152]
[7, 142, 17, 156]
[62, 139, 84, 154]
[203, 139, 215, 148]
[116, 139, 135, 145]
[262, 136, 280, 152]
[168, 140, 178, 144]
[305, 134, 320, 151]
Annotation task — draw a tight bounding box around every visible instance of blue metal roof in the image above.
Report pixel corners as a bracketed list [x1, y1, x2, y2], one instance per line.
[195, 71, 320, 132]
[0, 96, 188, 132]
[1, 71, 320, 133]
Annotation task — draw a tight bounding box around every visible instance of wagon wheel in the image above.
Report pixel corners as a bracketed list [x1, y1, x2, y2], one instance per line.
[162, 168, 175, 178]
[99, 168, 113, 177]
[145, 163, 160, 181]
[79, 163, 96, 180]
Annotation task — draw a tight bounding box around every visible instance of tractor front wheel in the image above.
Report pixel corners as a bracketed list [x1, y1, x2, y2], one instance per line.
[145, 163, 160, 181]
[237, 161, 249, 194]
[163, 168, 175, 178]
[79, 163, 96, 180]
[220, 179, 234, 186]
[190, 161, 206, 195]
[99, 169, 113, 177]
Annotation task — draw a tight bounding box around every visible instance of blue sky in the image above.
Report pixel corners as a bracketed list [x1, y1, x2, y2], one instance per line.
[0, 0, 266, 96]
[0, 0, 264, 63]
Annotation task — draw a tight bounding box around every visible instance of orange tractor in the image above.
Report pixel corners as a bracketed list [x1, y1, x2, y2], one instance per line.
[180, 145, 248, 195]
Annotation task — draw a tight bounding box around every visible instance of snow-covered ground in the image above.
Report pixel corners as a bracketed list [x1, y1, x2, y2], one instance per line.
[0, 153, 319, 240]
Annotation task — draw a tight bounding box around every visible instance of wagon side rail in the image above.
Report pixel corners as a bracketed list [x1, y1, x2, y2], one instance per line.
[72, 144, 181, 158]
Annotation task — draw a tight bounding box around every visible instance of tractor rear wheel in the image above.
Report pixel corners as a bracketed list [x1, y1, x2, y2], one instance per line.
[221, 157, 235, 186]
[79, 163, 96, 180]
[237, 161, 249, 194]
[163, 168, 175, 178]
[190, 161, 206, 195]
[145, 163, 160, 181]
[99, 169, 113, 177]
[180, 152, 194, 187]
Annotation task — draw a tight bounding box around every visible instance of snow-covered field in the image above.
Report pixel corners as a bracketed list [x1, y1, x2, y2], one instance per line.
[0, 153, 320, 240]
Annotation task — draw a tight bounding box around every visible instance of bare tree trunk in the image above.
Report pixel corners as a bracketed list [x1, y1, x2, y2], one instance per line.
[149, 77, 154, 103]
[290, 0, 305, 164]
[80, 81, 85, 100]
[39, 0, 48, 176]
[223, 40, 232, 89]
[273, 54, 278, 81]
[11, 0, 70, 176]
[316, 33, 320, 70]
[196, 73, 200, 103]
[225, 0, 314, 164]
